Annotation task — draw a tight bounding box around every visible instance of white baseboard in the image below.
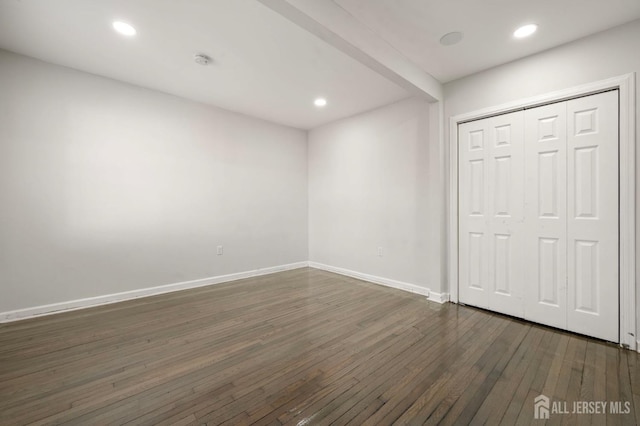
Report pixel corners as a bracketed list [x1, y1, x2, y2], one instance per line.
[429, 292, 450, 304]
[0, 261, 309, 323]
[0, 261, 449, 323]
[308, 261, 447, 304]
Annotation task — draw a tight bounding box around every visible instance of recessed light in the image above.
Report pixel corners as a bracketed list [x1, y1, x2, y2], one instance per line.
[314, 98, 327, 107]
[112, 21, 137, 36]
[439, 31, 463, 46]
[513, 24, 537, 39]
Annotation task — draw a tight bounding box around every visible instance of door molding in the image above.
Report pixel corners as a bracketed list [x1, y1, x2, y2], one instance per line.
[448, 74, 636, 349]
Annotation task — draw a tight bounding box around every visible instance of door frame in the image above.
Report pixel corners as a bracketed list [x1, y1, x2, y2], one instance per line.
[447, 74, 637, 349]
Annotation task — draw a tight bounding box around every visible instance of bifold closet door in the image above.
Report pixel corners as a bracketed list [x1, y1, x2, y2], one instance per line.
[458, 111, 525, 317]
[566, 91, 618, 342]
[460, 90, 619, 342]
[523, 102, 568, 330]
[523, 91, 619, 341]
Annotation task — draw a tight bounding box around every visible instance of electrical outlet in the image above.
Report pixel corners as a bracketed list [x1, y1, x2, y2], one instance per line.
[217, 245, 223, 255]
[377, 247, 383, 257]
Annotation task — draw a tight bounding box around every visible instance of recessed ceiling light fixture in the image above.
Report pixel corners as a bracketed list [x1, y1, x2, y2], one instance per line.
[439, 31, 463, 46]
[314, 98, 327, 107]
[112, 21, 137, 36]
[513, 24, 538, 39]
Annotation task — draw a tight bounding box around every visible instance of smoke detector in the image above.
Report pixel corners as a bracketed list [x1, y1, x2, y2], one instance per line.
[194, 54, 211, 66]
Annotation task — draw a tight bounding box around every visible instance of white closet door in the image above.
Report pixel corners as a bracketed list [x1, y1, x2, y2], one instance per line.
[459, 119, 490, 308]
[486, 112, 525, 317]
[523, 102, 568, 330]
[459, 112, 525, 315]
[459, 91, 619, 342]
[566, 91, 619, 341]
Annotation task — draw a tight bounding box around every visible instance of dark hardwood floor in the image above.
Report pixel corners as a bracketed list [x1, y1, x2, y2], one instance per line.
[0, 267, 638, 425]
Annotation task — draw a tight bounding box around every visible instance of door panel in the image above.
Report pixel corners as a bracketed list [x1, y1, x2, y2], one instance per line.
[538, 237, 560, 305]
[486, 112, 525, 317]
[459, 111, 525, 316]
[524, 102, 568, 329]
[459, 120, 489, 308]
[567, 91, 618, 341]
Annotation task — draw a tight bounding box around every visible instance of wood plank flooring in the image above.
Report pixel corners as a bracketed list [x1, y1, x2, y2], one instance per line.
[0, 267, 638, 425]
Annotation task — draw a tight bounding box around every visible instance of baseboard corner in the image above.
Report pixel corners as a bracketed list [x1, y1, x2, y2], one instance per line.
[308, 262, 441, 301]
[428, 292, 450, 304]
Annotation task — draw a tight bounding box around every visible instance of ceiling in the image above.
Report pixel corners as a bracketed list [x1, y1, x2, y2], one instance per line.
[1, 1, 640, 129]
[0, 0, 408, 129]
[334, 0, 640, 82]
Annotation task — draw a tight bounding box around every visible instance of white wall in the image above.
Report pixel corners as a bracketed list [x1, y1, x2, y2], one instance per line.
[0, 49, 308, 313]
[444, 19, 640, 338]
[308, 98, 444, 293]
